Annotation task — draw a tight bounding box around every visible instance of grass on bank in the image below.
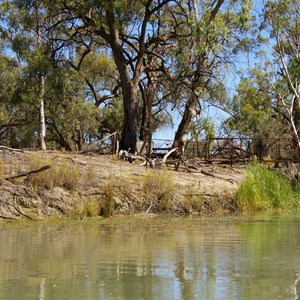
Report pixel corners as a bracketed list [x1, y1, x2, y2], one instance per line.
[143, 170, 175, 211]
[235, 162, 300, 211]
[72, 182, 116, 219]
[28, 154, 81, 191]
[0, 158, 4, 184]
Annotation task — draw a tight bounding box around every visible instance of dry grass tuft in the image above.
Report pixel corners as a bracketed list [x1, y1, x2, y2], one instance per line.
[28, 154, 81, 191]
[143, 170, 175, 211]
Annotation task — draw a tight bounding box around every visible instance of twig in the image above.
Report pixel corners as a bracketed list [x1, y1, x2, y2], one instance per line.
[5, 165, 51, 181]
[0, 214, 17, 220]
[145, 202, 153, 214]
[0, 200, 36, 221]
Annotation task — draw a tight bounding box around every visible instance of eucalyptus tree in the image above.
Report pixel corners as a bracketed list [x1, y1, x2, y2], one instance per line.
[257, 0, 300, 148]
[43, 64, 101, 151]
[0, 53, 28, 147]
[224, 73, 280, 137]
[43, 0, 180, 152]
[169, 0, 253, 148]
[0, 0, 63, 149]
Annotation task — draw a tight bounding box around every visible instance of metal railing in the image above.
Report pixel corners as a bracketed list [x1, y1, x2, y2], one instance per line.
[79, 136, 300, 164]
[152, 137, 300, 164]
[186, 137, 300, 164]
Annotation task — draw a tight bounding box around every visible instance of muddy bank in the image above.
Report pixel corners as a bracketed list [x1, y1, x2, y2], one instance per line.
[0, 149, 246, 220]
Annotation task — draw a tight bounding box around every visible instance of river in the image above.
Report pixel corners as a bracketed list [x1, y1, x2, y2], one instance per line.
[0, 213, 300, 300]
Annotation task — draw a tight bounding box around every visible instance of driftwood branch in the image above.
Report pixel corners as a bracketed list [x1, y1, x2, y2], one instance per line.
[0, 200, 36, 221]
[119, 152, 238, 183]
[0, 214, 17, 220]
[0, 146, 24, 152]
[162, 148, 178, 163]
[5, 165, 51, 181]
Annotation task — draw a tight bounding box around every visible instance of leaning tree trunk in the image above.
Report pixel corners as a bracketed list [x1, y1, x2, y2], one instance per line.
[174, 93, 199, 143]
[173, 0, 224, 154]
[38, 74, 47, 150]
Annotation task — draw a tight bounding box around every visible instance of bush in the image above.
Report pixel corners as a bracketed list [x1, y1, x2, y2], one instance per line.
[28, 154, 80, 191]
[143, 170, 175, 211]
[73, 198, 100, 218]
[0, 158, 4, 184]
[235, 162, 299, 210]
[184, 194, 203, 213]
[72, 183, 116, 218]
[100, 182, 115, 217]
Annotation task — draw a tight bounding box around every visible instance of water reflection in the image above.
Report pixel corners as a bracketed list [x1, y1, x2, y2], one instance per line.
[0, 215, 300, 299]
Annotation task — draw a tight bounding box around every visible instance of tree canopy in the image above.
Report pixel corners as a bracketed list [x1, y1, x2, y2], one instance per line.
[0, 0, 299, 153]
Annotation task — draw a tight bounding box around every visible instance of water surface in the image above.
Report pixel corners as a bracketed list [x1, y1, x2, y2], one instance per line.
[1, 214, 300, 300]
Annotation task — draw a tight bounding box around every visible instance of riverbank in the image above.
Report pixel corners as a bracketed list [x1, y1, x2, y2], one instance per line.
[0, 148, 246, 220]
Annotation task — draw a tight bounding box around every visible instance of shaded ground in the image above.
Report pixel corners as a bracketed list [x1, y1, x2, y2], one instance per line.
[0, 149, 246, 220]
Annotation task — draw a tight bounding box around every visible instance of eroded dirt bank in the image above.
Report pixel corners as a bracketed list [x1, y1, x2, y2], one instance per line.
[0, 148, 246, 220]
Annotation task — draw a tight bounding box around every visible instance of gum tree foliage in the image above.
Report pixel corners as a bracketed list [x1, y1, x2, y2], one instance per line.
[226, 0, 300, 146]
[0, 0, 101, 150]
[260, 0, 300, 147]
[0, 0, 298, 153]
[0, 53, 33, 147]
[224, 73, 274, 137]
[0, 0, 53, 149]
[41, 0, 180, 152]
[169, 0, 253, 146]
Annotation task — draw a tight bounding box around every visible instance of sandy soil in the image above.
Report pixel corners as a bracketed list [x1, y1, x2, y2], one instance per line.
[0, 149, 246, 219]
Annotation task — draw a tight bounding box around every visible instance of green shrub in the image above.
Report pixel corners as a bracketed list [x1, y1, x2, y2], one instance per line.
[143, 170, 175, 211]
[235, 162, 299, 211]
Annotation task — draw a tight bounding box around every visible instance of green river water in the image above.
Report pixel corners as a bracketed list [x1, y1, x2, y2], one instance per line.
[1, 213, 300, 300]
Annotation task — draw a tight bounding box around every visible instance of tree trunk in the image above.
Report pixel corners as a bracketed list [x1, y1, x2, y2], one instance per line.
[140, 72, 157, 156]
[174, 92, 199, 144]
[105, 7, 142, 153]
[39, 74, 47, 150]
[119, 84, 139, 152]
[292, 95, 300, 153]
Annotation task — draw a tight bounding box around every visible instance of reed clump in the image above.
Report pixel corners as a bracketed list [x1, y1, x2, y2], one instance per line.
[184, 194, 203, 213]
[235, 162, 299, 210]
[73, 198, 100, 218]
[143, 170, 175, 211]
[100, 182, 115, 217]
[28, 155, 80, 191]
[0, 158, 4, 184]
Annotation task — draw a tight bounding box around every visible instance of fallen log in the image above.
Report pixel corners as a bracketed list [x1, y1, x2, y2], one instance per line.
[0, 146, 24, 152]
[5, 165, 51, 181]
